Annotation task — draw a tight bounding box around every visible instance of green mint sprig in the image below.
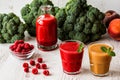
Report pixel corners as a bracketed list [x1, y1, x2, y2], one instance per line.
[77, 43, 84, 53]
[101, 46, 116, 56]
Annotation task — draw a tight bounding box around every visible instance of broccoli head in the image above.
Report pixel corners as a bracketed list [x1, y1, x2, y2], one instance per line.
[0, 13, 27, 43]
[57, 0, 106, 43]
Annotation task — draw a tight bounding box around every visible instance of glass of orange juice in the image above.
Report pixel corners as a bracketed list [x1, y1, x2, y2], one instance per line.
[88, 42, 115, 76]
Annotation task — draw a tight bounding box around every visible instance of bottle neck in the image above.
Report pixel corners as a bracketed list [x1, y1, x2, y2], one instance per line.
[41, 5, 51, 14]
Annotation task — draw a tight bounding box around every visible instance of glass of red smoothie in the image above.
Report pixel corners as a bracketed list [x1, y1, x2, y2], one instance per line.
[59, 40, 84, 75]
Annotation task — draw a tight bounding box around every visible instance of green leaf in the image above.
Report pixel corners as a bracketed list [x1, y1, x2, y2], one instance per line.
[101, 46, 116, 57]
[109, 51, 116, 56]
[101, 46, 107, 52]
[77, 43, 84, 53]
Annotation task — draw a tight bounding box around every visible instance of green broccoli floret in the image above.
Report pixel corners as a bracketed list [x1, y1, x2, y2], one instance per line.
[66, 15, 76, 23]
[73, 32, 89, 42]
[1, 23, 7, 34]
[57, 28, 69, 41]
[83, 27, 91, 34]
[6, 20, 17, 35]
[0, 13, 5, 22]
[91, 23, 100, 34]
[18, 23, 27, 34]
[12, 16, 20, 25]
[63, 21, 74, 32]
[87, 12, 96, 22]
[69, 31, 76, 39]
[74, 23, 84, 32]
[57, 28, 64, 40]
[54, 7, 60, 14]
[30, 0, 42, 8]
[21, 4, 31, 17]
[55, 8, 66, 28]
[11, 34, 24, 43]
[0, 13, 27, 43]
[2, 15, 10, 24]
[2, 33, 11, 40]
[79, 16, 86, 24]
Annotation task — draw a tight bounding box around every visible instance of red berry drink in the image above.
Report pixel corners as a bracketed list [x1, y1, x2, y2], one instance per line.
[60, 40, 84, 75]
[36, 5, 57, 50]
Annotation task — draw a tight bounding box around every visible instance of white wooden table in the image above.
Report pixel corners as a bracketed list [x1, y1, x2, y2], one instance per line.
[0, 34, 120, 80]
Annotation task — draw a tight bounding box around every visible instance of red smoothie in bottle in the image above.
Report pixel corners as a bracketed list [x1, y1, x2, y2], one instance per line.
[60, 40, 84, 74]
[36, 5, 57, 50]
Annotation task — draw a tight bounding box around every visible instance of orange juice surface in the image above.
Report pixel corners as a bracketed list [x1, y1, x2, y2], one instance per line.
[88, 43, 112, 75]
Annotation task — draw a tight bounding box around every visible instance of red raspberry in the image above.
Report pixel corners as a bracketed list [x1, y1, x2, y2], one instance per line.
[30, 60, 35, 66]
[43, 70, 50, 76]
[36, 63, 41, 69]
[12, 45, 17, 50]
[32, 68, 38, 74]
[21, 49, 26, 53]
[24, 43, 30, 49]
[25, 49, 31, 52]
[37, 58, 43, 63]
[15, 45, 22, 52]
[23, 62, 29, 68]
[10, 45, 15, 51]
[24, 67, 29, 73]
[20, 44, 24, 48]
[41, 64, 47, 69]
[18, 40, 24, 43]
[14, 40, 19, 46]
[30, 45, 34, 50]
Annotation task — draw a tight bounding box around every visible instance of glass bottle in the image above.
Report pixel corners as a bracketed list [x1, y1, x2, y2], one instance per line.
[36, 5, 57, 51]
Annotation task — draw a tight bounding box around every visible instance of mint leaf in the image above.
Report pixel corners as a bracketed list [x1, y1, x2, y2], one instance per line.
[101, 46, 116, 57]
[109, 51, 116, 56]
[101, 46, 107, 52]
[77, 43, 84, 53]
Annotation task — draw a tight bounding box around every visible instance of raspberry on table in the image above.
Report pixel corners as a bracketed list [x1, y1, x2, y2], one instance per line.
[36, 63, 41, 69]
[43, 70, 50, 76]
[24, 67, 29, 73]
[32, 68, 38, 74]
[23, 62, 29, 68]
[41, 64, 47, 69]
[30, 59, 35, 66]
[37, 57, 43, 63]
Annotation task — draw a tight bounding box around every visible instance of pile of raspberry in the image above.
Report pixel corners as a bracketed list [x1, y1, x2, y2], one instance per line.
[23, 57, 50, 76]
[10, 40, 34, 54]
